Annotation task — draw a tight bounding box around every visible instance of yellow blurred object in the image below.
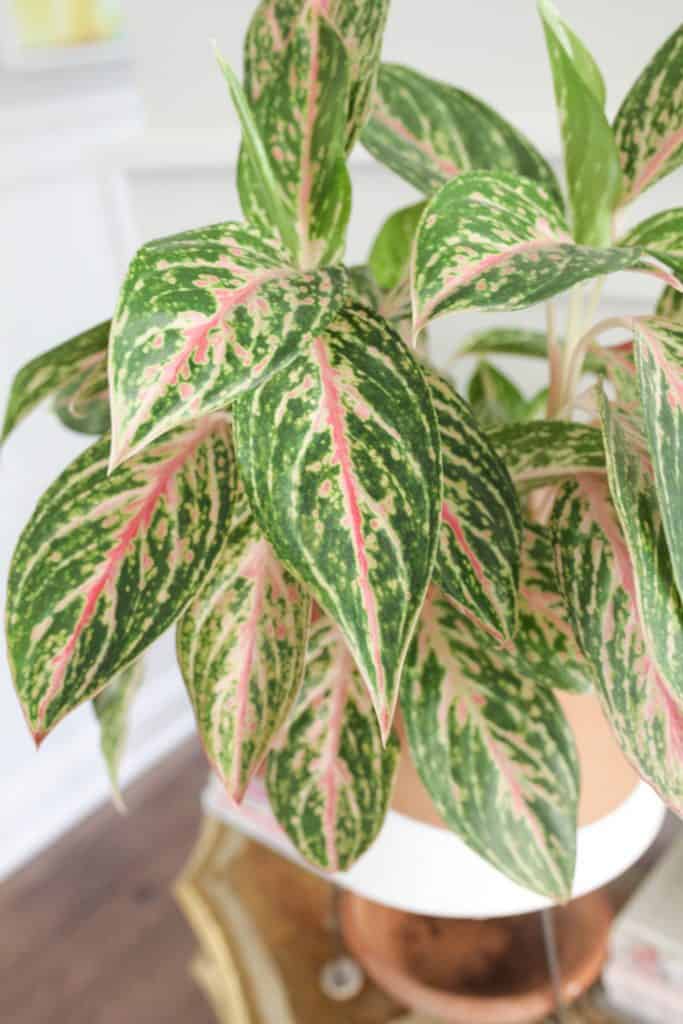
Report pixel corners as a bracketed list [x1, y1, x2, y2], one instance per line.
[12, 0, 123, 48]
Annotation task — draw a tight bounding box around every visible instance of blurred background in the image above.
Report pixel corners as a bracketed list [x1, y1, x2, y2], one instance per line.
[1, 0, 680, 880]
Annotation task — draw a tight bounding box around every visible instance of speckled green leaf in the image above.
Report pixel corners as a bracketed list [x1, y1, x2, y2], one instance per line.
[266, 613, 399, 871]
[614, 24, 683, 205]
[412, 171, 659, 334]
[467, 361, 529, 428]
[489, 421, 606, 491]
[658, 285, 683, 321]
[93, 658, 145, 805]
[621, 209, 683, 282]
[239, 9, 351, 269]
[2, 321, 109, 442]
[108, 221, 347, 467]
[369, 202, 426, 293]
[516, 524, 590, 694]
[427, 368, 521, 644]
[633, 317, 683, 599]
[539, 0, 622, 246]
[233, 304, 442, 740]
[244, 0, 390, 151]
[361, 63, 561, 202]
[177, 485, 310, 801]
[552, 472, 683, 815]
[6, 414, 235, 742]
[54, 356, 110, 436]
[401, 585, 579, 899]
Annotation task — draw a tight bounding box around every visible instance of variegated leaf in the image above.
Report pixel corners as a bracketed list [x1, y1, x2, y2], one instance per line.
[467, 360, 529, 428]
[401, 585, 579, 899]
[108, 221, 347, 467]
[458, 327, 550, 363]
[539, 0, 622, 246]
[54, 355, 110, 436]
[658, 285, 683, 321]
[2, 321, 109, 442]
[427, 368, 521, 644]
[369, 202, 426, 293]
[233, 304, 442, 739]
[552, 473, 683, 814]
[621, 209, 683, 281]
[239, 8, 352, 269]
[516, 524, 590, 694]
[244, 0, 390, 151]
[266, 613, 399, 871]
[412, 171, 665, 334]
[361, 63, 561, 202]
[177, 485, 310, 801]
[489, 421, 605, 491]
[6, 414, 235, 742]
[93, 659, 145, 804]
[632, 317, 683, 599]
[614, 24, 683, 205]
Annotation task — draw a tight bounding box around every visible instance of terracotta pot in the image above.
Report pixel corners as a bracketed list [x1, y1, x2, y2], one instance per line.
[391, 690, 639, 829]
[341, 887, 612, 1024]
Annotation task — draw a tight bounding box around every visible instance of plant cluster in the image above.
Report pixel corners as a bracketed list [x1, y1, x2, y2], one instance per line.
[4, 0, 683, 899]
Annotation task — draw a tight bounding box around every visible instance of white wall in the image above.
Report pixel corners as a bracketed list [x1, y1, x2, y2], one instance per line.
[1, 0, 681, 878]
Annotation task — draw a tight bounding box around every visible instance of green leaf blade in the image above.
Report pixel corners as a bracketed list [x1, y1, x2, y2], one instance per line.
[266, 613, 399, 872]
[3, 321, 110, 442]
[93, 659, 145, 805]
[412, 172, 652, 331]
[427, 368, 522, 643]
[401, 586, 579, 899]
[489, 421, 606, 491]
[108, 221, 347, 467]
[177, 486, 310, 801]
[7, 414, 235, 742]
[234, 305, 442, 740]
[361, 63, 561, 202]
[614, 24, 683, 205]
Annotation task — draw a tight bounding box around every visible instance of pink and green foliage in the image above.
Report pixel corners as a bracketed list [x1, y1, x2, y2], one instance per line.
[401, 585, 579, 899]
[6, 415, 235, 742]
[233, 305, 442, 741]
[614, 24, 683, 205]
[177, 484, 310, 801]
[4, 0, 683, 898]
[267, 611, 399, 871]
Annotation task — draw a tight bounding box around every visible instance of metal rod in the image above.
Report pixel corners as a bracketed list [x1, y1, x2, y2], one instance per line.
[541, 906, 567, 1024]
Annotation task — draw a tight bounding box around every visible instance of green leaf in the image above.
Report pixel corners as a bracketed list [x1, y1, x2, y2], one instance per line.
[552, 471, 683, 815]
[108, 221, 347, 467]
[614, 24, 683, 205]
[244, 0, 390, 151]
[233, 305, 442, 740]
[458, 327, 551, 362]
[401, 585, 579, 899]
[369, 202, 426, 293]
[266, 612, 400, 871]
[2, 321, 109, 442]
[427, 368, 521, 644]
[177, 485, 310, 801]
[467, 361, 528, 428]
[238, 9, 352, 269]
[489, 421, 606, 490]
[658, 286, 683, 322]
[633, 317, 683, 599]
[93, 659, 145, 805]
[346, 264, 382, 313]
[515, 524, 590, 694]
[412, 171, 660, 333]
[538, 0, 622, 246]
[216, 55, 298, 258]
[361, 63, 561, 202]
[53, 358, 110, 436]
[621, 208, 683, 282]
[6, 414, 235, 742]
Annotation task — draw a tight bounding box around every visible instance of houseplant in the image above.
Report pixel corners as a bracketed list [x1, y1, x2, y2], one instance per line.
[3, 0, 683, 912]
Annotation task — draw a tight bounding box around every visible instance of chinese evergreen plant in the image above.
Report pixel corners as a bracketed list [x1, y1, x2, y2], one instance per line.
[4, 0, 683, 900]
